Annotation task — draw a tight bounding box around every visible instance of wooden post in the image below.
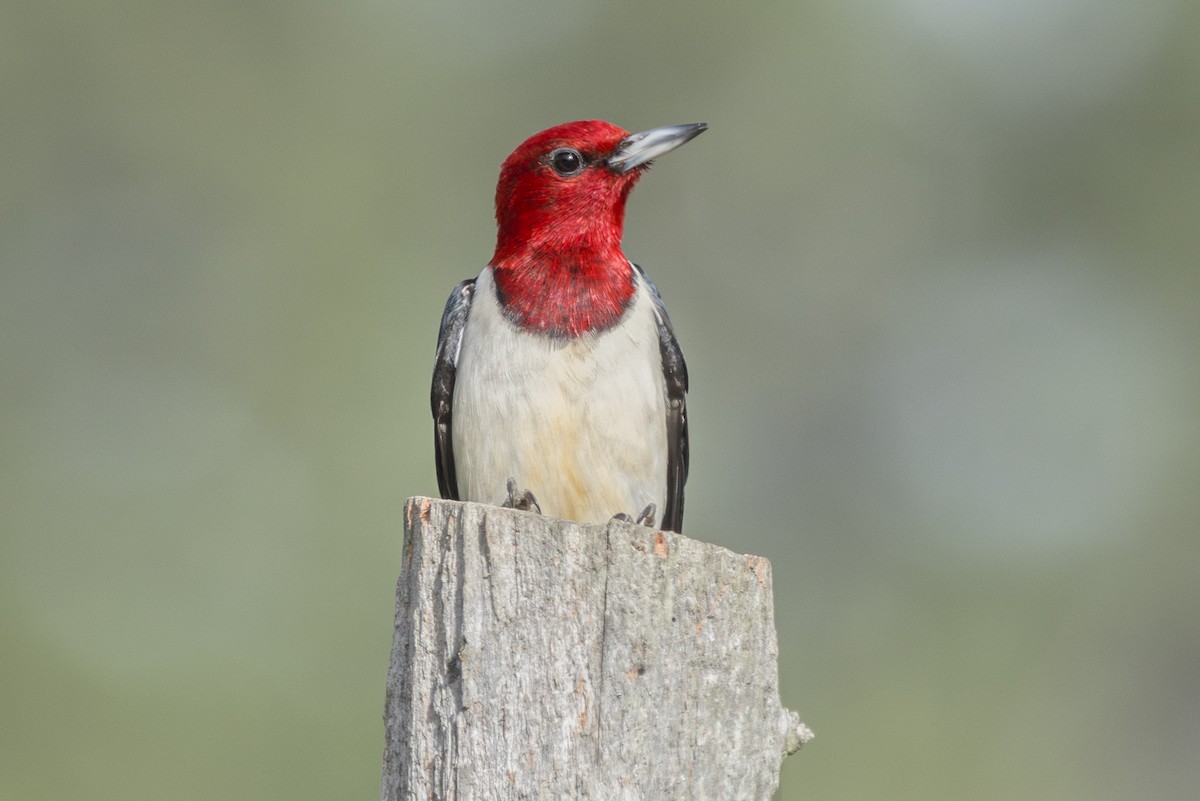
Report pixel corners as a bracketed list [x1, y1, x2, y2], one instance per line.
[381, 497, 811, 801]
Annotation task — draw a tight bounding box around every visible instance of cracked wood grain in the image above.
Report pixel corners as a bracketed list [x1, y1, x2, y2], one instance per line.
[381, 497, 811, 801]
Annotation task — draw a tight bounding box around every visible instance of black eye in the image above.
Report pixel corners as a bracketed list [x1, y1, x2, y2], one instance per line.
[548, 148, 585, 177]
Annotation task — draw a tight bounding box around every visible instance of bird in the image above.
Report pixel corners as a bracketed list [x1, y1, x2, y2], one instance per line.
[431, 120, 705, 533]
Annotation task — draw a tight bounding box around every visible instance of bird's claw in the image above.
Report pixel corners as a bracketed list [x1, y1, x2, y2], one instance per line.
[611, 503, 657, 528]
[503, 477, 541, 514]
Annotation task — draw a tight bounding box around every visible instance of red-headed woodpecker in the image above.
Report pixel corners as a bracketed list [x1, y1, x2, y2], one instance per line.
[431, 120, 705, 532]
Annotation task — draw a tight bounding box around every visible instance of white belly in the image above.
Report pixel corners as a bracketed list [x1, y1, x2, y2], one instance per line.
[452, 267, 668, 524]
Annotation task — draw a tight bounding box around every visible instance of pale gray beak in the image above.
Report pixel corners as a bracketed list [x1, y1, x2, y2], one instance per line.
[607, 122, 708, 174]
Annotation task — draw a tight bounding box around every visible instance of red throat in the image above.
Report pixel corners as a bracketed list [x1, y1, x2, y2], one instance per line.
[488, 121, 642, 338]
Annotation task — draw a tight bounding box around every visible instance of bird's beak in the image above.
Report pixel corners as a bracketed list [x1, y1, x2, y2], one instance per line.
[607, 122, 708, 174]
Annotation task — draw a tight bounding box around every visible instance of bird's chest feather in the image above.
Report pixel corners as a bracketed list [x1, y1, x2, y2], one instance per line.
[452, 268, 667, 520]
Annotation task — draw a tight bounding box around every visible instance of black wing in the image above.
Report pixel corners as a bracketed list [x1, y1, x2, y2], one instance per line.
[431, 279, 476, 500]
[634, 264, 689, 532]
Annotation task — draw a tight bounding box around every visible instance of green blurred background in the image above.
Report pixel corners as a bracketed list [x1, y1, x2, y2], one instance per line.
[3, 1, 1198, 799]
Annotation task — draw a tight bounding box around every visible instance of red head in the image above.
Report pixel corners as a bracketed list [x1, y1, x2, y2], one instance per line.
[488, 120, 706, 337]
[492, 120, 635, 270]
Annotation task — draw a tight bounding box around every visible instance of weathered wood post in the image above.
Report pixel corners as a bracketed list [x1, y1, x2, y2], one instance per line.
[381, 497, 811, 800]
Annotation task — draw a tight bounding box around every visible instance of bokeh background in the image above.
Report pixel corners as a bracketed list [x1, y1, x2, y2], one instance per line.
[3, 1, 1198, 799]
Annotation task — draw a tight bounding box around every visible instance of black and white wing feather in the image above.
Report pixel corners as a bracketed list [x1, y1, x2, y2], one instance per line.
[431, 279, 475, 500]
[634, 264, 689, 532]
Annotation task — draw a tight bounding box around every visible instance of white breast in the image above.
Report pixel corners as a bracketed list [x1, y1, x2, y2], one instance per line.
[451, 267, 668, 524]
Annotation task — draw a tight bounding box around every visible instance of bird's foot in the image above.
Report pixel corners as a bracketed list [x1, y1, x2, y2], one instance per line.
[502, 477, 541, 514]
[611, 503, 657, 528]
